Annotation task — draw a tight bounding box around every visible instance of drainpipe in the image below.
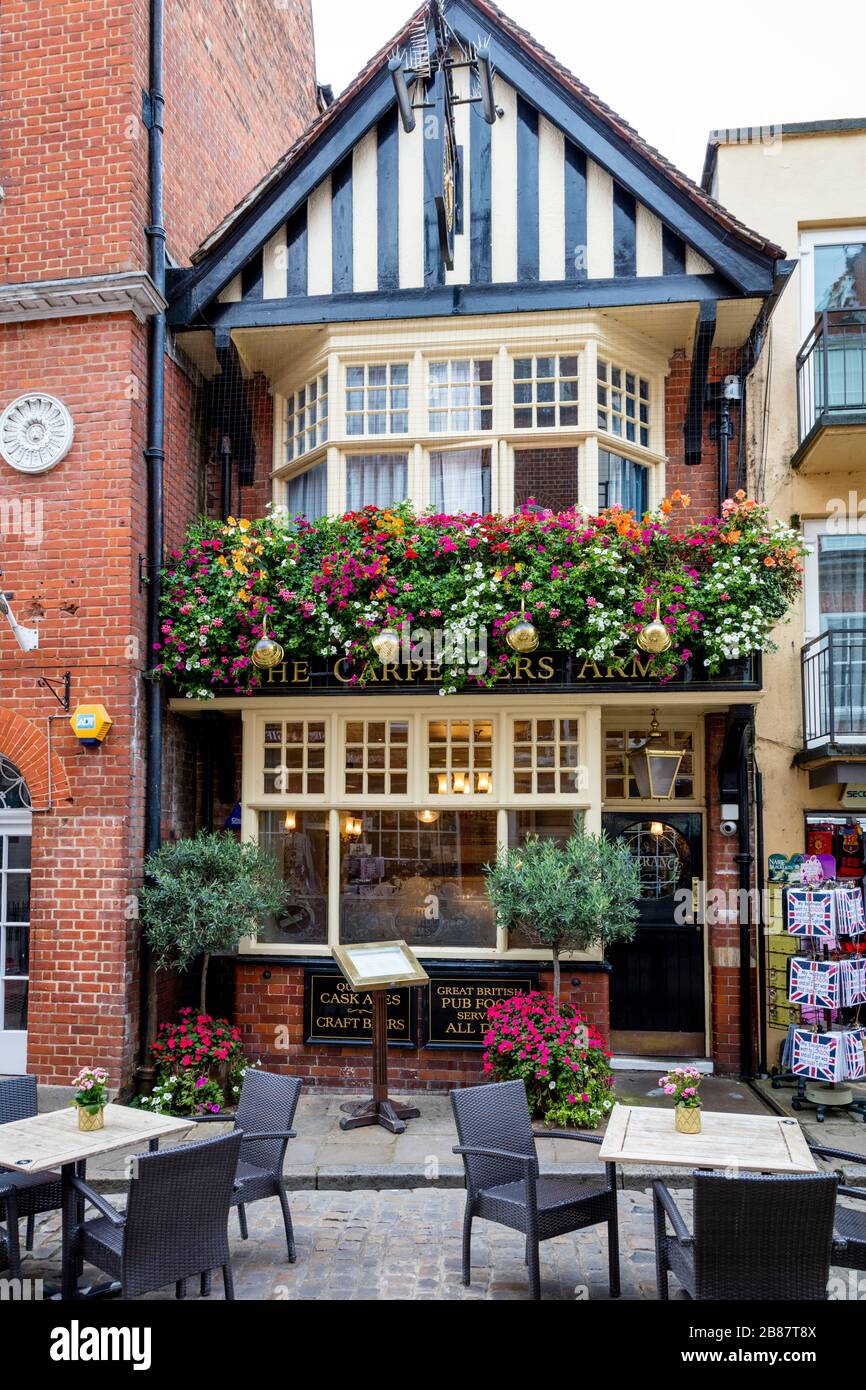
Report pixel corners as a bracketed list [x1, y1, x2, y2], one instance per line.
[138, 0, 166, 1086]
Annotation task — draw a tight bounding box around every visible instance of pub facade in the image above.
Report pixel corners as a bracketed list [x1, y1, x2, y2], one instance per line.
[161, 0, 792, 1085]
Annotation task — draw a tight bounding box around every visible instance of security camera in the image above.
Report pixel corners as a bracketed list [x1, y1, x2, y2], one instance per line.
[0, 592, 39, 653]
[720, 819, 738, 838]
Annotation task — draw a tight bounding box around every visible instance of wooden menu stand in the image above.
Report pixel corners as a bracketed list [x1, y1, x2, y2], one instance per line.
[339, 990, 420, 1134]
[333, 940, 429, 1136]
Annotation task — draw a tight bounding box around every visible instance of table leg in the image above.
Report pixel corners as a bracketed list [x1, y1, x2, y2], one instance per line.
[60, 1162, 78, 1301]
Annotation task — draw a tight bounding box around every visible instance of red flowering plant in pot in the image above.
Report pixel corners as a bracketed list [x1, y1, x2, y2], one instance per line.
[137, 1009, 253, 1118]
[482, 992, 615, 1129]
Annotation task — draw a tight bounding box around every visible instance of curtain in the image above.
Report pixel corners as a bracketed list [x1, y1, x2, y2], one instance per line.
[430, 449, 491, 514]
[598, 450, 648, 515]
[286, 461, 327, 520]
[346, 454, 408, 511]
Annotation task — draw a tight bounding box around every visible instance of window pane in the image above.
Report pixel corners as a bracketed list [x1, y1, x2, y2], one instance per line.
[256, 811, 329, 946]
[346, 454, 408, 511]
[286, 461, 327, 520]
[430, 449, 491, 514]
[598, 449, 648, 515]
[339, 810, 497, 947]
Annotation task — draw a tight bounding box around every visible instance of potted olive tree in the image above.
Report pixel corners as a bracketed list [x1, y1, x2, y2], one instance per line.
[141, 830, 288, 1014]
[484, 831, 641, 1002]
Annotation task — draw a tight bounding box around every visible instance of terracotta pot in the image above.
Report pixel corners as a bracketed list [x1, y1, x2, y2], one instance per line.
[78, 1105, 105, 1133]
[675, 1104, 701, 1134]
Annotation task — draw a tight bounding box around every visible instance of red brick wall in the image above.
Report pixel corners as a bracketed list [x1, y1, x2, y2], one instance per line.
[0, 0, 317, 283]
[513, 447, 580, 513]
[233, 963, 610, 1091]
[665, 348, 744, 520]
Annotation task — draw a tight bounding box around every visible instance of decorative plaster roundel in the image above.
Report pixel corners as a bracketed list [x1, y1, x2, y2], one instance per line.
[0, 393, 74, 474]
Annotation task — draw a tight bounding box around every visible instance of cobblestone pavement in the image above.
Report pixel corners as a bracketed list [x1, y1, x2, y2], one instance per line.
[18, 1187, 861, 1302]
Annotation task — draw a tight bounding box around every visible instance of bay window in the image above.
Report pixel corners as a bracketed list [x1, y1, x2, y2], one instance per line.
[428, 359, 493, 432]
[286, 460, 327, 521]
[512, 354, 579, 429]
[345, 363, 409, 436]
[430, 447, 491, 514]
[285, 371, 329, 461]
[598, 449, 648, 515]
[346, 453, 408, 511]
[597, 360, 650, 447]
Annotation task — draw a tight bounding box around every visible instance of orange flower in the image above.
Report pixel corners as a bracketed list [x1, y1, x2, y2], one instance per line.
[735, 489, 746, 502]
[764, 556, 777, 567]
[722, 530, 742, 544]
[661, 499, 673, 515]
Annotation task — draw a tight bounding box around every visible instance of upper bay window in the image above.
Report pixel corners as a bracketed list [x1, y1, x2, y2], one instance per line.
[428, 359, 493, 433]
[512, 354, 579, 429]
[286, 372, 329, 462]
[345, 363, 409, 436]
[597, 360, 650, 448]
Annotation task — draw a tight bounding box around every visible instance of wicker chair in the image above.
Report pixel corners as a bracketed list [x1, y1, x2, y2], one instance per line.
[450, 1079, 620, 1301]
[70, 1129, 244, 1300]
[809, 1141, 866, 1273]
[229, 1070, 302, 1262]
[0, 1186, 20, 1280]
[654, 1171, 839, 1300]
[0, 1076, 63, 1258]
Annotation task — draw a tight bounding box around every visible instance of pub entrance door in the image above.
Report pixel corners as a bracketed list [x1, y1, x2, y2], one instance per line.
[603, 812, 705, 1058]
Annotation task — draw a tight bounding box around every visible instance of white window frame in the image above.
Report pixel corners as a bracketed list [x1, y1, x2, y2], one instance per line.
[427, 357, 495, 435]
[802, 515, 866, 642]
[596, 357, 652, 450]
[344, 361, 411, 438]
[241, 701, 600, 958]
[0, 811, 31, 1073]
[799, 227, 866, 339]
[510, 351, 581, 432]
[285, 369, 330, 463]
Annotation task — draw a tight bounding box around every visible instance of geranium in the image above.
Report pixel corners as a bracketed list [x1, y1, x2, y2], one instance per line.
[483, 992, 614, 1129]
[156, 498, 807, 699]
[658, 1066, 703, 1110]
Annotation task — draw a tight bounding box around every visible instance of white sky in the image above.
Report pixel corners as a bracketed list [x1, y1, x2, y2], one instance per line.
[311, 0, 866, 182]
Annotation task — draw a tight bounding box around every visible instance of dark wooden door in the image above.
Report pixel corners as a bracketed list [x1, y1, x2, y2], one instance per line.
[604, 812, 705, 1056]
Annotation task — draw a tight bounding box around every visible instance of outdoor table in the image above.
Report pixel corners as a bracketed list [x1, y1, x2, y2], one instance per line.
[598, 1103, 818, 1174]
[0, 1103, 193, 1299]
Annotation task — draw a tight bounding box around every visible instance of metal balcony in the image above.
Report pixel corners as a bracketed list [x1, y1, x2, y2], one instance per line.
[800, 629, 866, 784]
[795, 308, 866, 471]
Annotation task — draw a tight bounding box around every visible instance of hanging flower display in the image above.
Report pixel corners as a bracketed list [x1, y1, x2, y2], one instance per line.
[155, 492, 807, 699]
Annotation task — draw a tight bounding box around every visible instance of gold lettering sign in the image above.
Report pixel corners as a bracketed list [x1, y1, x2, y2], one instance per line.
[304, 970, 417, 1047]
[426, 974, 538, 1048]
[264, 652, 663, 689]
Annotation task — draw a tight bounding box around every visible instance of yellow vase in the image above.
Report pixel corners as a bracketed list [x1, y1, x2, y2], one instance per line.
[675, 1104, 701, 1134]
[78, 1106, 105, 1133]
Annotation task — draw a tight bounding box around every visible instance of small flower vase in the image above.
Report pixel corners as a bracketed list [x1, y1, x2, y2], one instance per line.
[675, 1104, 701, 1135]
[78, 1105, 105, 1133]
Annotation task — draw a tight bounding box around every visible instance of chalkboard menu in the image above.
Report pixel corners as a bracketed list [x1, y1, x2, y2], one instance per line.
[425, 973, 539, 1048]
[303, 968, 418, 1047]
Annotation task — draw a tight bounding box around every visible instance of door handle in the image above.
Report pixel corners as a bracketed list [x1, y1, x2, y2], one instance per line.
[692, 877, 702, 926]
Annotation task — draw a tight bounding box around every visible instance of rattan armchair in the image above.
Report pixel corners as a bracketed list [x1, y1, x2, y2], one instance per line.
[450, 1079, 620, 1301]
[809, 1141, 866, 1273]
[0, 1184, 20, 1280]
[71, 1130, 243, 1300]
[653, 1171, 839, 1300]
[229, 1070, 302, 1262]
[0, 1076, 63, 1258]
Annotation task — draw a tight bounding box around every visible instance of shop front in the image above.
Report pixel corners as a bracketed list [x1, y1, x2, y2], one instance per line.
[172, 660, 751, 1084]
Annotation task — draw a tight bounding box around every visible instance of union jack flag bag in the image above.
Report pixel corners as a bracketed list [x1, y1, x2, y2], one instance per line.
[791, 1028, 842, 1082]
[785, 888, 836, 938]
[841, 956, 866, 1007]
[844, 1028, 866, 1081]
[789, 957, 840, 1009]
[835, 885, 866, 936]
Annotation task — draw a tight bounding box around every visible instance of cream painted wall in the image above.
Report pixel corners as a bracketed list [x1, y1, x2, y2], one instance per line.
[712, 128, 866, 1060]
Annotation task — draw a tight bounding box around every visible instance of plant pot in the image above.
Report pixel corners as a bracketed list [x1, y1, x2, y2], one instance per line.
[675, 1104, 701, 1134]
[77, 1105, 105, 1133]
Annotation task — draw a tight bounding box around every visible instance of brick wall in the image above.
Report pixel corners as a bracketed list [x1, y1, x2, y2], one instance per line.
[234, 962, 610, 1091]
[513, 447, 580, 513]
[665, 348, 744, 520]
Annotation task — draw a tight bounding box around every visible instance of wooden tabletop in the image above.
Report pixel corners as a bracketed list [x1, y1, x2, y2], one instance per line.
[0, 1105, 194, 1174]
[598, 1104, 817, 1174]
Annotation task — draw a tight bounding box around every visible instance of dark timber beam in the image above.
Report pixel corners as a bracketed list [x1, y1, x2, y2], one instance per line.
[685, 301, 716, 466]
[174, 272, 738, 332]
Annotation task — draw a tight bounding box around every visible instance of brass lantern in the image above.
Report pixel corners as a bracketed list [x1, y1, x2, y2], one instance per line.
[372, 628, 401, 664]
[251, 627, 285, 669]
[637, 599, 672, 655]
[506, 600, 539, 654]
[628, 710, 684, 800]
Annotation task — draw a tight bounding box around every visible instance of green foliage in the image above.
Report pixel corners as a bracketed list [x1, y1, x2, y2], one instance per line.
[484, 831, 640, 998]
[140, 832, 288, 1010]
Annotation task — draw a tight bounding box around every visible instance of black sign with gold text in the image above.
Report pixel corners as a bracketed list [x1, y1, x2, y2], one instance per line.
[303, 968, 418, 1047]
[426, 973, 539, 1049]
